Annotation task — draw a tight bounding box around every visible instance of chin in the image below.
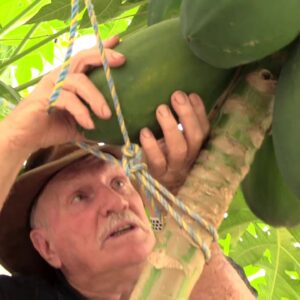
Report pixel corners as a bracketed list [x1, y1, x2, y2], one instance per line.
[115, 233, 156, 268]
[133, 237, 155, 260]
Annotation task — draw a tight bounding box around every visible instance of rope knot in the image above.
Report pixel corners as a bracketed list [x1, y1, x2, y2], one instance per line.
[121, 144, 147, 178]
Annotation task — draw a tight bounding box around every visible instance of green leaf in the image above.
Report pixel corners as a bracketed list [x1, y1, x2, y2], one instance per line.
[28, 0, 75, 23]
[0, 25, 37, 48]
[0, 25, 68, 72]
[219, 188, 257, 245]
[0, 80, 20, 104]
[80, 0, 123, 28]
[0, 0, 50, 38]
[288, 227, 300, 242]
[0, 98, 15, 120]
[12, 22, 56, 63]
[14, 51, 43, 86]
[230, 223, 300, 299]
[121, 3, 148, 38]
[124, 0, 145, 3]
[0, 44, 15, 62]
[147, 0, 182, 26]
[0, 0, 35, 26]
[94, 4, 141, 40]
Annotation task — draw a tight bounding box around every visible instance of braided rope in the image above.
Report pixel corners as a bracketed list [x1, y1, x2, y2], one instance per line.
[48, 0, 79, 108]
[84, 0, 163, 220]
[84, 0, 131, 150]
[48, 0, 218, 261]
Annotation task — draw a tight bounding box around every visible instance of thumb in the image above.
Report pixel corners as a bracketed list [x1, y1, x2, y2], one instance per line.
[105, 48, 126, 67]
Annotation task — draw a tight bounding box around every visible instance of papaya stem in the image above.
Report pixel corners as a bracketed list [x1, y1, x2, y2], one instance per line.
[130, 66, 277, 300]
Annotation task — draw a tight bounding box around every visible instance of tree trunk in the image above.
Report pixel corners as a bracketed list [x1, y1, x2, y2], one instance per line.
[130, 53, 286, 299]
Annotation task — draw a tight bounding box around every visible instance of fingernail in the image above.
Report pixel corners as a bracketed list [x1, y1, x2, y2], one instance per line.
[101, 104, 111, 118]
[112, 51, 124, 59]
[190, 94, 200, 106]
[158, 105, 170, 117]
[174, 92, 186, 104]
[141, 128, 153, 138]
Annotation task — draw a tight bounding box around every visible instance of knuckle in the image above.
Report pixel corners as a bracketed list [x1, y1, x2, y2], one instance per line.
[193, 131, 205, 144]
[176, 107, 191, 118]
[70, 73, 86, 81]
[173, 144, 188, 159]
[147, 155, 166, 173]
[153, 157, 165, 167]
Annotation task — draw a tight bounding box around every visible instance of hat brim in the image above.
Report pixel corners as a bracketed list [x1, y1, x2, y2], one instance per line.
[0, 144, 121, 279]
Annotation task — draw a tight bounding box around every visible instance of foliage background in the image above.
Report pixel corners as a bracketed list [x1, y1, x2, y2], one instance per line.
[0, 1, 299, 299]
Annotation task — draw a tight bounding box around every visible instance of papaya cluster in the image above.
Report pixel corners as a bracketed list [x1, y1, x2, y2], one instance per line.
[83, 1, 300, 227]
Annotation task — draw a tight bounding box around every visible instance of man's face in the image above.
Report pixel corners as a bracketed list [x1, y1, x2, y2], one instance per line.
[31, 156, 156, 278]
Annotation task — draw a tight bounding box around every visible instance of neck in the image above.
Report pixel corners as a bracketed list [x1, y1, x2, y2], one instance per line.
[63, 262, 145, 300]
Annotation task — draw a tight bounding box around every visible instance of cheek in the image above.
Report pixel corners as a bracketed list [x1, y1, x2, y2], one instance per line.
[130, 193, 148, 219]
[49, 212, 98, 255]
[49, 218, 101, 272]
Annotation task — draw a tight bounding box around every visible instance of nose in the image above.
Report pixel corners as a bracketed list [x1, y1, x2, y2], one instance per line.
[98, 186, 129, 217]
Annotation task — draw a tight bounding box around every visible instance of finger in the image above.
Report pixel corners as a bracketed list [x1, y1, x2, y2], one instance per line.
[140, 128, 167, 178]
[62, 73, 111, 119]
[156, 104, 187, 171]
[189, 93, 210, 137]
[171, 91, 206, 158]
[30, 75, 55, 97]
[103, 35, 120, 48]
[50, 109, 86, 143]
[54, 90, 95, 130]
[69, 47, 125, 74]
[105, 48, 126, 68]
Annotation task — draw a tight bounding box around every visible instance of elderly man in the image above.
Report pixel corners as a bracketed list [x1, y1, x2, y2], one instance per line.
[0, 37, 256, 299]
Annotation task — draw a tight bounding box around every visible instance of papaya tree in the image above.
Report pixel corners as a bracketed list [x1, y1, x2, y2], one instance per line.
[0, 0, 300, 299]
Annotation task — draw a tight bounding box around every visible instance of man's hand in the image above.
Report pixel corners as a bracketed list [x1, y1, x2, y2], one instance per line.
[140, 91, 209, 194]
[2, 36, 126, 157]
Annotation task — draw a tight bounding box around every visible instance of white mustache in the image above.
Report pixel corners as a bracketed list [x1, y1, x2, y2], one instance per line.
[98, 210, 151, 243]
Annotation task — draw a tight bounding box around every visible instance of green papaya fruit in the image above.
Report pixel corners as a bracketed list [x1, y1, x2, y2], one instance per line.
[83, 18, 233, 145]
[273, 39, 300, 198]
[242, 136, 300, 227]
[180, 0, 300, 68]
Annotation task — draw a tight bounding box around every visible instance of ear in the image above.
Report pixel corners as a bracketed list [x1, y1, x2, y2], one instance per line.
[30, 229, 62, 269]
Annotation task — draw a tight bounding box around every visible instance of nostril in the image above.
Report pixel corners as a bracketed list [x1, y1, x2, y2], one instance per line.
[100, 195, 129, 217]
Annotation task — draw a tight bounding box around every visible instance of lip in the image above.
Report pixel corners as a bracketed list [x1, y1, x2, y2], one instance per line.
[103, 221, 138, 242]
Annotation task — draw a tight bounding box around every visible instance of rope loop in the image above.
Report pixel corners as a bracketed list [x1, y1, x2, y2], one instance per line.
[121, 144, 147, 179]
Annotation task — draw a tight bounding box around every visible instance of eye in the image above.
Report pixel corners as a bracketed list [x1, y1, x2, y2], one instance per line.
[110, 177, 127, 191]
[72, 192, 88, 203]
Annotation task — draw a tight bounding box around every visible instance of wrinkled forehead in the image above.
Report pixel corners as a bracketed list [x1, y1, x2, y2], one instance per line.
[55, 154, 127, 184]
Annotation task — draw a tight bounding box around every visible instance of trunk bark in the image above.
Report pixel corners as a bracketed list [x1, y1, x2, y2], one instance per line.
[130, 53, 286, 299]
